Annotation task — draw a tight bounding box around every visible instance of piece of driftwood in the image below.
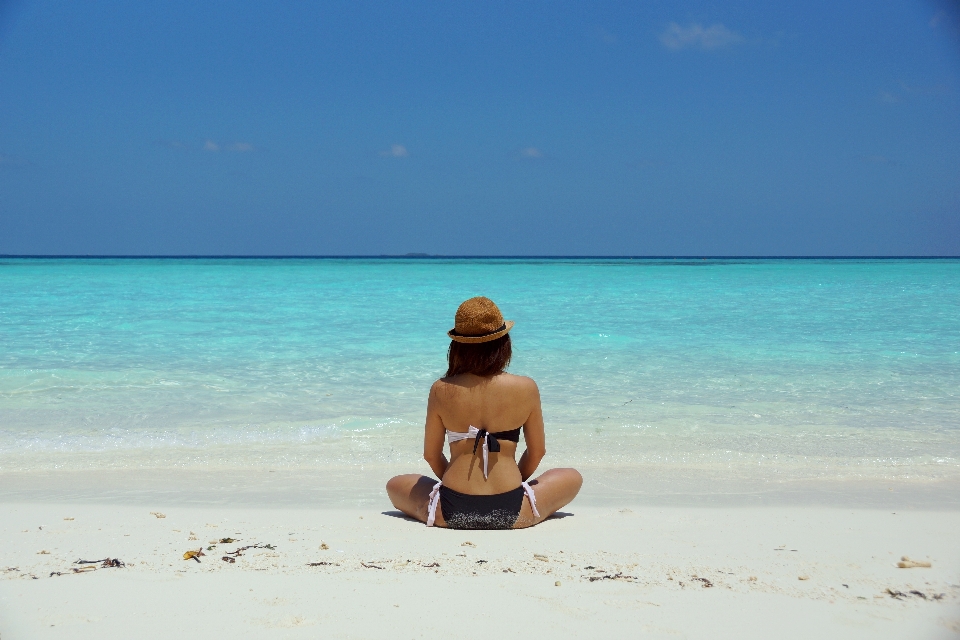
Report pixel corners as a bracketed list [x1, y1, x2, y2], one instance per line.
[223, 543, 275, 559]
[585, 572, 636, 583]
[52, 558, 126, 576]
[75, 558, 125, 568]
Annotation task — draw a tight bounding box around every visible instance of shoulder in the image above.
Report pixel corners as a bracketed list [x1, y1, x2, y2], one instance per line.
[429, 378, 450, 397]
[499, 373, 540, 396]
[429, 377, 461, 401]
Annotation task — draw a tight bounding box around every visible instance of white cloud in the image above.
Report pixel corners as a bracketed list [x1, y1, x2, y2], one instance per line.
[380, 144, 409, 157]
[520, 147, 543, 158]
[877, 91, 899, 104]
[199, 140, 253, 152]
[660, 22, 744, 50]
[898, 80, 952, 97]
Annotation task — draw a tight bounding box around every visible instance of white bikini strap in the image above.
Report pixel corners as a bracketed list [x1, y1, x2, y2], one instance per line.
[521, 481, 540, 519]
[479, 431, 489, 478]
[426, 481, 442, 527]
[446, 426, 478, 445]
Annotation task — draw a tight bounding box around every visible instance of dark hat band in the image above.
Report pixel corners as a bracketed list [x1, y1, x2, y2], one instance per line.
[449, 323, 506, 339]
[447, 320, 514, 344]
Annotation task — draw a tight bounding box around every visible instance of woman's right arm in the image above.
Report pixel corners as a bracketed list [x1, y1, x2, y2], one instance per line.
[423, 381, 449, 479]
[518, 380, 546, 481]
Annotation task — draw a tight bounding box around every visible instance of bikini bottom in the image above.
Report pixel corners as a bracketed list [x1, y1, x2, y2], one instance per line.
[439, 485, 525, 530]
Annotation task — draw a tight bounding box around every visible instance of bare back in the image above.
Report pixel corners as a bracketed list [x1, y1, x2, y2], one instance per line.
[424, 372, 545, 495]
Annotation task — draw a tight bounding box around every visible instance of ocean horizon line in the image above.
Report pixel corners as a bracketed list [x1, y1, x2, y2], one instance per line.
[2, 254, 959, 260]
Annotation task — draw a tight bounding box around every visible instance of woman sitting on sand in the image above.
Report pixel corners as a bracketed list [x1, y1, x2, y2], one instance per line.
[387, 297, 582, 529]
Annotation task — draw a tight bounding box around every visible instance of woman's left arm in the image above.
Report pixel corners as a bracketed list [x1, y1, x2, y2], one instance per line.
[518, 379, 546, 481]
[423, 382, 449, 479]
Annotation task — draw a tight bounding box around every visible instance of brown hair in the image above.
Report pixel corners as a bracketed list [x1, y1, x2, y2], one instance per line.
[445, 334, 512, 377]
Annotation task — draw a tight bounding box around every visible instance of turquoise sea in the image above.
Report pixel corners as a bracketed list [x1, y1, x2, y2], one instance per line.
[1, 258, 958, 498]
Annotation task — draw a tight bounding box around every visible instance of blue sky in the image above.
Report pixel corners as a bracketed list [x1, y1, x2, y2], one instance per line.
[1, 0, 959, 255]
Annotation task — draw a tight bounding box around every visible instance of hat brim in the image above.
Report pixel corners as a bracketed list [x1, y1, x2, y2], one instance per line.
[447, 320, 514, 344]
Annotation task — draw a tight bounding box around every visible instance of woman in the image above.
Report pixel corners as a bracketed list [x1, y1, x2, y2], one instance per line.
[386, 296, 582, 529]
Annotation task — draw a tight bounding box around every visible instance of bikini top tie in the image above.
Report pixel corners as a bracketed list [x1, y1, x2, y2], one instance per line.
[446, 425, 521, 479]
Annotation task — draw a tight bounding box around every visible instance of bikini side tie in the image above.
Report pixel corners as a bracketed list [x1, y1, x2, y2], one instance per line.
[426, 480, 540, 527]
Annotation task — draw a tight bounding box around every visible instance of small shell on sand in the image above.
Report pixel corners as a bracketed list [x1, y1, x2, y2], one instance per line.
[183, 549, 205, 561]
[461, 541, 475, 547]
[555, 581, 561, 586]
[798, 575, 809, 581]
[320, 543, 330, 550]
[150, 512, 166, 519]
[897, 556, 932, 568]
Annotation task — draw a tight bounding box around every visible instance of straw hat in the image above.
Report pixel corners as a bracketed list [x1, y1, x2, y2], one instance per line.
[447, 297, 515, 343]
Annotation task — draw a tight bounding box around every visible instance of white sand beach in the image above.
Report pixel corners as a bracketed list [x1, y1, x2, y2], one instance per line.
[2, 478, 958, 639]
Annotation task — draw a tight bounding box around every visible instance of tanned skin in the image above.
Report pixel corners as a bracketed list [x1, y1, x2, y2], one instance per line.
[386, 372, 582, 528]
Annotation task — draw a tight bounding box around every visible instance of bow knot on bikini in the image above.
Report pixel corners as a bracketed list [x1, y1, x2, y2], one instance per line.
[447, 426, 509, 478]
[461, 427, 499, 478]
[472, 428, 501, 459]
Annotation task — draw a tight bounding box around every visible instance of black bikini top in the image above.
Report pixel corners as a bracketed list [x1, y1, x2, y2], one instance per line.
[487, 427, 521, 443]
[470, 427, 520, 457]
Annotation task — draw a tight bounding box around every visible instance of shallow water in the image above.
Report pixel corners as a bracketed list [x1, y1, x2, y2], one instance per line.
[1, 258, 958, 492]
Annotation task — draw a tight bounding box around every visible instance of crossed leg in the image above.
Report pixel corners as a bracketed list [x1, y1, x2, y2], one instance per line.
[513, 467, 582, 528]
[385, 468, 582, 529]
[385, 474, 442, 524]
